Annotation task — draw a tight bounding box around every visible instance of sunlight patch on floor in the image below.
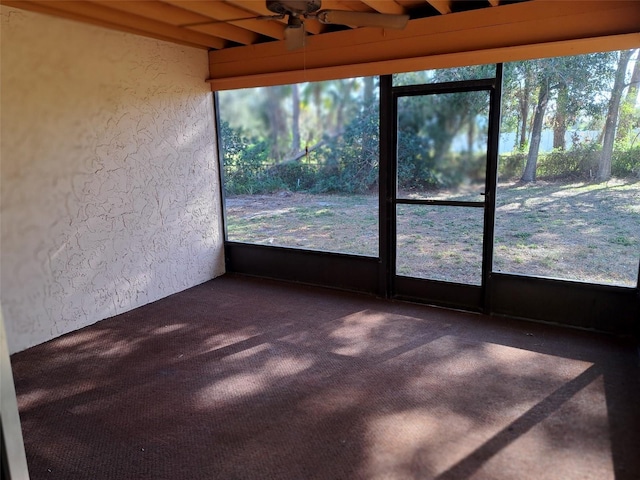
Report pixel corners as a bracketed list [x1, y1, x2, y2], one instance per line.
[196, 343, 315, 408]
[480, 374, 613, 480]
[361, 337, 602, 479]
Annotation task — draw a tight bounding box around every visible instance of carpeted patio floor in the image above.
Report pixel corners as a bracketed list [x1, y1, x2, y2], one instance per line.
[10, 274, 640, 479]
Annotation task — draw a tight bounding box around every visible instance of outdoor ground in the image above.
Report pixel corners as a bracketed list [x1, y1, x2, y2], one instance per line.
[225, 179, 640, 287]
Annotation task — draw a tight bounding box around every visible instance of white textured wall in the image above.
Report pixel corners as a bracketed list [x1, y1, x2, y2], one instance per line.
[0, 6, 225, 353]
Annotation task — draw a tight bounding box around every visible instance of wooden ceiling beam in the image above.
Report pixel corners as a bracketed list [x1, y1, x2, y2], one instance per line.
[207, 0, 640, 89]
[162, 0, 286, 40]
[1, 0, 227, 48]
[301, 18, 325, 36]
[425, 0, 451, 15]
[324, 1, 358, 10]
[185, 23, 259, 45]
[360, 0, 405, 15]
[209, 33, 640, 91]
[91, 0, 259, 45]
[92, 0, 208, 26]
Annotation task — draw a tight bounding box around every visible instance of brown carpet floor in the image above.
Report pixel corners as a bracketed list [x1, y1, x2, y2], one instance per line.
[10, 274, 640, 480]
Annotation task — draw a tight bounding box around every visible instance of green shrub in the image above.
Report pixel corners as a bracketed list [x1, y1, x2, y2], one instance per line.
[220, 121, 275, 194]
[498, 142, 639, 182]
[612, 146, 640, 178]
[537, 143, 600, 180]
[222, 117, 639, 195]
[270, 162, 319, 191]
[498, 152, 525, 180]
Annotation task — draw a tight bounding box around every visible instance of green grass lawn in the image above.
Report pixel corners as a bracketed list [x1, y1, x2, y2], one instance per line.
[225, 179, 640, 287]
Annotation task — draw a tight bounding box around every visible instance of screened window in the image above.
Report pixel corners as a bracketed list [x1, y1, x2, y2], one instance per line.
[494, 49, 640, 287]
[393, 64, 497, 87]
[218, 77, 380, 257]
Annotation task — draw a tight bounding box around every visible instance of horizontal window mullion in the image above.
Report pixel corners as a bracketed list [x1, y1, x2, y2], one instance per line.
[395, 199, 485, 208]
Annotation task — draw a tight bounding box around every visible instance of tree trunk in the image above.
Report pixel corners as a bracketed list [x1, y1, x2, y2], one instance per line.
[291, 83, 301, 156]
[360, 77, 376, 166]
[627, 50, 640, 104]
[517, 66, 532, 149]
[432, 136, 455, 172]
[337, 79, 356, 135]
[312, 82, 323, 134]
[597, 49, 634, 182]
[363, 76, 375, 110]
[467, 117, 475, 162]
[518, 91, 529, 149]
[615, 49, 640, 144]
[266, 86, 287, 162]
[553, 84, 568, 150]
[521, 79, 549, 183]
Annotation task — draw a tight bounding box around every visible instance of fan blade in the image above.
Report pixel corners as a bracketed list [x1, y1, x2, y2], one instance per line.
[285, 24, 306, 50]
[316, 10, 409, 29]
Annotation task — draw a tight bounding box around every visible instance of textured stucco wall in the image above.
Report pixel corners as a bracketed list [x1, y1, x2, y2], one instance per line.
[0, 6, 225, 353]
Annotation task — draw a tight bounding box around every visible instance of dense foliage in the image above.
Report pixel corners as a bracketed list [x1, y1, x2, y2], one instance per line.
[499, 145, 640, 181]
[220, 50, 640, 195]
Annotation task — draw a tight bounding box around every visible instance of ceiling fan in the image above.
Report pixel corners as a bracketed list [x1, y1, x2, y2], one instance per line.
[212, 0, 410, 51]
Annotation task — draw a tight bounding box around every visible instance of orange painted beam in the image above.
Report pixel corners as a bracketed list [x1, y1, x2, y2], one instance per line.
[2, 0, 227, 48]
[208, 0, 640, 89]
[209, 33, 640, 90]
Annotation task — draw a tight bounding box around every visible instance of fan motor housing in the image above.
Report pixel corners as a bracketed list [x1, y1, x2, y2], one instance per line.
[266, 0, 322, 16]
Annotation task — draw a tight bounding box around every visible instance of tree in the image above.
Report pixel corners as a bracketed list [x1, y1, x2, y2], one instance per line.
[597, 49, 635, 181]
[397, 86, 488, 189]
[517, 65, 534, 150]
[519, 53, 616, 183]
[521, 75, 549, 182]
[499, 62, 536, 151]
[360, 76, 377, 168]
[262, 85, 289, 162]
[291, 83, 301, 156]
[615, 49, 640, 145]
[552, 83, 569, 150]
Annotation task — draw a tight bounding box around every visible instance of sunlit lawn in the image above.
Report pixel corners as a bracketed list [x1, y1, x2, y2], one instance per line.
[225, 179, 640, 287]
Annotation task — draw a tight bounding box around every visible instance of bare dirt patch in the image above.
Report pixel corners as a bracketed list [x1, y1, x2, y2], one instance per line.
[225, 192, 378, 255]
[225, 180, 640, 287]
